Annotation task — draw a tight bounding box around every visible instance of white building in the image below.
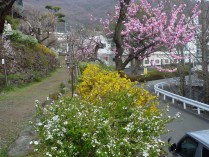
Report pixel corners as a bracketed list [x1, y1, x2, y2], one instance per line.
[96, 35, 132, 68]
[95, 35, 115, 66]
[137, 41, 197, 67]
[97, 36, 197, 68]
[52, 32, 68, 54]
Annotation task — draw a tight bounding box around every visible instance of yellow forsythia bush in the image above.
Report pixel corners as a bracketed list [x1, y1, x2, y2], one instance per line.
[77, 64, 157, 109]
[35, 43, 56, 57]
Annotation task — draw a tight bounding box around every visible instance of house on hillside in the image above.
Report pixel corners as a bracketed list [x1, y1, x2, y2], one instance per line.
[95, 35, 115, 66]
[95, 35, 132, 68]
[52, 32, 68, 55]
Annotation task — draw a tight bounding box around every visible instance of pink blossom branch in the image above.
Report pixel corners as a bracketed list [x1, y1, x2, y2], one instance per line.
[150, 60, 177, 72]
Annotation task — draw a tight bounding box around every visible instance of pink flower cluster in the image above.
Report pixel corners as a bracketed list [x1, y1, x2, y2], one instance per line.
[150, 60, 177, 73]
[102, 0, 200, 64]
[66, 32, 102, 63]
[76, 38, 99, 61]
[170, 53, 190, 60]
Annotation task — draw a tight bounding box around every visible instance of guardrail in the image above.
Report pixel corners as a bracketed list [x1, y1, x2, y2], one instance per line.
[154, 82, 209, 115]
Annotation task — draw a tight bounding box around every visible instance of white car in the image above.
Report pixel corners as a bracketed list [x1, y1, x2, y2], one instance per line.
[168, 129, 209, 157]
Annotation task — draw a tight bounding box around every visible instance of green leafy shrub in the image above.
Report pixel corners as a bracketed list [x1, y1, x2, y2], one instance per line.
[120, 72, 139, 82]
[136, 66, 189, 82]
[9, 30, 38, 47]
[32, 71, 43, 82]
[5, 15, 20, 30]
[138, 70, 165, 82]
[122, 70, 166, 83]
[79, 62, 88, 75]
[59, 82, 66, 94]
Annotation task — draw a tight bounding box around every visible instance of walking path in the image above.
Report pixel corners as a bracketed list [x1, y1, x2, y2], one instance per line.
[0, 57, 69, 149]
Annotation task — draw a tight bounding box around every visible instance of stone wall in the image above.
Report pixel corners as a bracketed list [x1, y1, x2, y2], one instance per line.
[0, 39, 59, 86]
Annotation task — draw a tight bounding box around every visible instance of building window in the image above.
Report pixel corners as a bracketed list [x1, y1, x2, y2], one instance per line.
[155, 59, 160, 64]
[144, 59, 149, 64]
[104, 56, 108, 61]
[164, 59, 169, 63]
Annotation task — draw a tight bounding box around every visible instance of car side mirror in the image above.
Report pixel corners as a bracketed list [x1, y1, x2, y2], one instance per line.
[168, 137, 172, 143]
[168, 143, 177, 152]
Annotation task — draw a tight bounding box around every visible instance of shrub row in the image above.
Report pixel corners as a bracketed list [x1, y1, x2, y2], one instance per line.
[126, 65, 189, 83]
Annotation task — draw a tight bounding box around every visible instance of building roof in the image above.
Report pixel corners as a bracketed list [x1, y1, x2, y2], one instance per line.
[187, 129, 209, 148]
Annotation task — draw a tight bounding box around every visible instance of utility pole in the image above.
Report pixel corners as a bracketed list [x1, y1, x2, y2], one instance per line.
[3, 58, 8, 86]
[2, 37, 8, 86]
[188, 51, 192, 99]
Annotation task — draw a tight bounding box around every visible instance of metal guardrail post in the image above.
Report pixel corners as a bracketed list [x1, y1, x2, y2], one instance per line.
[198, 108, 200, 115]
[172, 98, 175, 104]
[183, 103, 186, 109]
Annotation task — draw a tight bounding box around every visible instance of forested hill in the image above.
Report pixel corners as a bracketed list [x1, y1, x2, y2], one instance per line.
[23, 0, 117, 26]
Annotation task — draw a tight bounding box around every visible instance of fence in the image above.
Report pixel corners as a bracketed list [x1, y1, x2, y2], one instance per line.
[154, 82, 209, 115]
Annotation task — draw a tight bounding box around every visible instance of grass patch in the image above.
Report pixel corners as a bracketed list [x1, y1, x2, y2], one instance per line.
[0, 147, 8, 157]
[0, 84, 18, 93]
[0, 69, 58, 96]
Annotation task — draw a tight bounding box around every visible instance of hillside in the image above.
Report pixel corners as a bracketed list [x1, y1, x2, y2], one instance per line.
[23, 0, 117, 27]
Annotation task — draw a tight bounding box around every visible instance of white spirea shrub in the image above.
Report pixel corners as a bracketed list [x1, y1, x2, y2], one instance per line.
[33, 94, 173, 157]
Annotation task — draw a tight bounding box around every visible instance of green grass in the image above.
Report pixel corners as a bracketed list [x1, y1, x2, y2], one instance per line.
[0, 68, 60, 99]
[0, 84, 18, 93]
[0, 146, 9, 157]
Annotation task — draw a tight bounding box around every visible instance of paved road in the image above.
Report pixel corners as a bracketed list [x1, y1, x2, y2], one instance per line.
[162, 101, 209, 142]
[142, 79, 209, 143]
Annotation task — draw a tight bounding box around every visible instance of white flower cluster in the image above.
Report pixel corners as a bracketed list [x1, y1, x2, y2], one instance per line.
[33, 97, 173, 157]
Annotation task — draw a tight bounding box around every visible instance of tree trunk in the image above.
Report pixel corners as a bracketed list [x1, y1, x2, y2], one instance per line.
[0, 0, 16, 34]
[131, 59, 142, 75]
[113, 0, 130, 71]
[177, 46, 186, 96]
[201, 0, 209, 104]
[0, 15, 5, 34]
[201, 43, 209, 104]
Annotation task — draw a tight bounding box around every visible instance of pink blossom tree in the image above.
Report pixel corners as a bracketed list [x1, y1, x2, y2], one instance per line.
[65, 28, 105, 97]
[66, 29, 104, 66]
[102, 0, 200, 71]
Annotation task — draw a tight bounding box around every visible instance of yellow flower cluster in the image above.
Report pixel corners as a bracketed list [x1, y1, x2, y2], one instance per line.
[77, 64, 157, 109]
[35, 43, 56, 57]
